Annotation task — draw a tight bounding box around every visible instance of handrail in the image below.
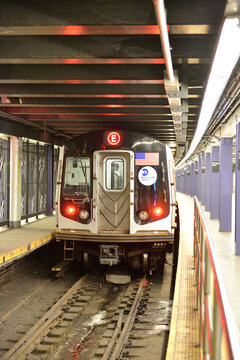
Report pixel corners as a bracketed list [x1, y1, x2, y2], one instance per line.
[193, 196, 240, 359]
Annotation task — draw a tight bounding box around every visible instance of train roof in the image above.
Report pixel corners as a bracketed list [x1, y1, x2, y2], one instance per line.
[65, 130, 168, 155]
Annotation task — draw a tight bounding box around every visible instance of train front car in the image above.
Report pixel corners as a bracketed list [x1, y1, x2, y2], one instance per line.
[56, 130, 177, 272]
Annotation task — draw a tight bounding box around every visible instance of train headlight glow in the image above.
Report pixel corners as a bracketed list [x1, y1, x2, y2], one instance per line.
[153, 206, 164, 217]
[65, 205, 77, 216]
[79, 209, 89, 220]
[138, 210, 149, 221]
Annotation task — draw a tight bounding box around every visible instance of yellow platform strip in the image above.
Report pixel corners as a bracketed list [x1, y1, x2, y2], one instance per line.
[166, 231, 203, 359]
[0, 231, 56, 267]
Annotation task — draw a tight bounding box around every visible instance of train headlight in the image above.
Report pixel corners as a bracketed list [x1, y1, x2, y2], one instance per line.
[138, 210, 149, 221]
[79, 209, 89, 220]
[153, 206, 164, 217]
[65, 205, 77, 216]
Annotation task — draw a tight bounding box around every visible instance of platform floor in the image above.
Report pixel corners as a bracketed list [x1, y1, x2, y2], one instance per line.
[166, 193, 203, 359]
[167, 192, 240, 359]
[0, 216, 56, 269]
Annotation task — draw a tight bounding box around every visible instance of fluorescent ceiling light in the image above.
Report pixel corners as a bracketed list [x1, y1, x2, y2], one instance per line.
[176, 17, 240, 169]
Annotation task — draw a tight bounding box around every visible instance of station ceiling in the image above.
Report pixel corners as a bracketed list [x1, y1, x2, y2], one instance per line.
[0, 0, 227, 160]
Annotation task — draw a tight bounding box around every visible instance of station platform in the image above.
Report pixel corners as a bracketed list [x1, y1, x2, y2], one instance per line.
[167, 192, 240, 359]
[0, 216, 56, 270]
[166, 193, 202, 360]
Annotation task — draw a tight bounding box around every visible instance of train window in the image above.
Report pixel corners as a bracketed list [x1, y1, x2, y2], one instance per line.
[105, 158, 124, 190]
[63, 157, 91, 195]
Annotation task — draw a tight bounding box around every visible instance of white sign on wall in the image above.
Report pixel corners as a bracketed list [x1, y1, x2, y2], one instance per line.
[138, 166, 157, 186]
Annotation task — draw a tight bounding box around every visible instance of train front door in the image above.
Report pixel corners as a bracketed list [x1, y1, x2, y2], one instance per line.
[94, 151, 132, 233]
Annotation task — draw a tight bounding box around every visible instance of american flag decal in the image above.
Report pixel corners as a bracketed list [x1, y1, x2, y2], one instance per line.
[135, 152, 159, 166]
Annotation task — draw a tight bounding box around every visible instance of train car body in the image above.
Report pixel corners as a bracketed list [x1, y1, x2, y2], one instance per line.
[56, 130, 177, 271]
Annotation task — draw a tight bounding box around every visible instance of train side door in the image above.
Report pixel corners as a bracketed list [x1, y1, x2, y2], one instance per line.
[94, 151, 132, 233]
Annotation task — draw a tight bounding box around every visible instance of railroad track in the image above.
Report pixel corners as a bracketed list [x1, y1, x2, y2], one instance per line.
[94, 276, 172, 360]
[1, 274, 103, 360]
[96, 277, 149, 360]
[1, 257, 173, 360]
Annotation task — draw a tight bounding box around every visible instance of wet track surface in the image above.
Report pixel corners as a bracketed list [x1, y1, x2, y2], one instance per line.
[0, 249, 175, 360]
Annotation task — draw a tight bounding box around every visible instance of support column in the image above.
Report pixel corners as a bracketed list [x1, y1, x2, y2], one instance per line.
[190, 162, 195, 197]
[198, 154, 202, 201]
[210, 146, 219, 220]
[201, 151, 206, 205]
[9, 137, 22, 228]
[194, 161, 199, 198]
[181, 169, 184, 193]
[235, 123, 240, 254]
[186, 165, 191, 195]
[175, 170, 178, 191]
[47, 145, 54, 215]
[183, 168, 187, 194]
[177, 170, 180, 192]
[205, 153, 211, 211]
[219, 137, 233, 232]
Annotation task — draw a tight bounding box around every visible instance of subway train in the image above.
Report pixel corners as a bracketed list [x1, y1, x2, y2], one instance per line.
[56, 130, 179, 272]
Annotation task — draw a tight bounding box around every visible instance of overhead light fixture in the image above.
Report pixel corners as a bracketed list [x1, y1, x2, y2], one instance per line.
[176, 16, 240, 169]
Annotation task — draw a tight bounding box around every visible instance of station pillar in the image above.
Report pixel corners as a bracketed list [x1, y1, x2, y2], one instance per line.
[9, 137, 22, 228]
[183, 168, 187, 194]
[198, 155, 202, 201]
[194, 161, 199, 198]
[181, 169, 184, 193]
[186, 165, 191, 195]
[236, 123, 240, 254]
[190, 162, 195, 197]
[201, 151, 205, 205]
[205, 153, 211, 211]
[210, 146, 219, 220]
[219, 137, 233, 232]
[47, 145, 53, 215]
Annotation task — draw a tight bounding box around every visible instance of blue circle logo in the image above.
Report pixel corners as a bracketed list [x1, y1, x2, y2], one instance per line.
[138, 166, 157, 186]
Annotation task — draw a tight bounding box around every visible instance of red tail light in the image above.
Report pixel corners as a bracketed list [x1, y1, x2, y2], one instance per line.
[65, 205, 77, 216]
[153, 206, 164, 217]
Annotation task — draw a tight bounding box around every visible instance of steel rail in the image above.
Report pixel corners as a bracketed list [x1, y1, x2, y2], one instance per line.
[102, 311, 123, 360]
[103, 277, 146, 360]
[1, 274, 88, 360]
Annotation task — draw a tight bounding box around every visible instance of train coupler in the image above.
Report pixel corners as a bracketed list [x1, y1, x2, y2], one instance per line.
[99, 245, 120, 265]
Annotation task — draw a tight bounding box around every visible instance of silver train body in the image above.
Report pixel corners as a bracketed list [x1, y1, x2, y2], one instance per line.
[56, 130, 177, 271]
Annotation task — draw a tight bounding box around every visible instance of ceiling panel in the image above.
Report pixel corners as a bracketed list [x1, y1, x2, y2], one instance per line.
[0, 0, 227, 160]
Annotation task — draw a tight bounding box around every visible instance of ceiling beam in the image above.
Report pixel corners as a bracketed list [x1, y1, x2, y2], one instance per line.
[0, 25, 217, 36]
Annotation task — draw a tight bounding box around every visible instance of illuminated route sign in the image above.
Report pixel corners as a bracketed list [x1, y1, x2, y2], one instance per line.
[103, 131, 123, 147]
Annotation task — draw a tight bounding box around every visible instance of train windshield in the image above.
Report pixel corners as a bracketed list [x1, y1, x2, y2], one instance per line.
[63, 156, 91, 196]
[105, 158, 124, 190]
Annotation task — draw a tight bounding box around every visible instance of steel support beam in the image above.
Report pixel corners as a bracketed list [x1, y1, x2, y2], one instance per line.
[9, 137, 22, 228]
[47, 145, 54, 216]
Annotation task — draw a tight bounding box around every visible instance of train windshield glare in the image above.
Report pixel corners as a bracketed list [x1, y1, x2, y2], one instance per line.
[63, 156, 91, 195]
[105, 158, 124, 190]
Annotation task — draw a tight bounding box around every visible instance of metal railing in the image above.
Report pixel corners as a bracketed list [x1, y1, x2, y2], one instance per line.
[194, 196, 240, 359]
